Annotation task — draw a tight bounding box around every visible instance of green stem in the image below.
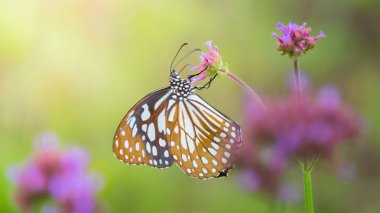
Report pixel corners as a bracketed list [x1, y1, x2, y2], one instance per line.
[303, 168, 314, 213]
[293, 59, 303, 101]
[293, 59, 315, 213]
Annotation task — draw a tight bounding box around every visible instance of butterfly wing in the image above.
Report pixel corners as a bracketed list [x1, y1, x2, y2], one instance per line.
[166, 94, 242, 179]
[113, 87, 174, 168]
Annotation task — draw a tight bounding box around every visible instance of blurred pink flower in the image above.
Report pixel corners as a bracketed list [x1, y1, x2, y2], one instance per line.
[8, 133, 102, 213]
[237, 79, 362, 200]
[272, 22, 326, 58]
[244, 85, 362, 160]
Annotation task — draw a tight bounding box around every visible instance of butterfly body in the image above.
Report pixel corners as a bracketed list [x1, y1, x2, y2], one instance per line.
[113, 71, 242, 179]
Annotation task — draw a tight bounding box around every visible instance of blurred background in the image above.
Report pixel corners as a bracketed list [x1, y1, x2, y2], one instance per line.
[1, 0, 379, 212]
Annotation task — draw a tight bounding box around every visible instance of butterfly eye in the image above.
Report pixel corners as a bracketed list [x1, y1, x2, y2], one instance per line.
[170, 71, 178, 78]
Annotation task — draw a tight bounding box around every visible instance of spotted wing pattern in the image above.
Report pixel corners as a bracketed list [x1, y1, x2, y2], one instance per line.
[113, 87, 174, 168]
[165, 94, 242, 179]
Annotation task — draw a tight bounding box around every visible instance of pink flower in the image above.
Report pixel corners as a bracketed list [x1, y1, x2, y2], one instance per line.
[272, 22, 326, 58]
[8, 133, 102, 213]
[190, 40, 227, 83]
[244, 83, 362, 161]
[237, 78, 363, 201]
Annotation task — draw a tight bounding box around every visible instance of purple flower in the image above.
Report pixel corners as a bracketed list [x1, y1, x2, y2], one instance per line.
[237, 139, 287, 199]
[190, 40, 228, 83]
[272, 22, 326, 58]
[244, 83, 362, 161]
[237, 79, 362, 200]
[8, 133, 102, 213]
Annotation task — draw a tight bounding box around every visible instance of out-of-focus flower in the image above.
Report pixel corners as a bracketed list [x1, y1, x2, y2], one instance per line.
[237, 79, 362, 200]
[245, 85, 361, 160]
[237, 133, 299, 202]
[8, 133, 102, 213]
[190, 40, 228, 83]
[272, 22, 326, 58]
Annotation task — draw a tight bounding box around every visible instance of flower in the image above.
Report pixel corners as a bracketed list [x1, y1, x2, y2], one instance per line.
[237, 125, 300, 202]
[237, 79, 362, 200]
[244, 83, 362, 162]
[190, 40, 228, 83]
[8, 133, 102, 213]
[272, 22, 326, 58]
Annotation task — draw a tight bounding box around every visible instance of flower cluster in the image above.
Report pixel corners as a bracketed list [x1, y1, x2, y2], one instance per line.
[190, 40, 228, 83]
[238, 80, 362, 198]
[8, 133, 102, 213]
[272, 22, 326, 58]
[245, 85, 361, 160]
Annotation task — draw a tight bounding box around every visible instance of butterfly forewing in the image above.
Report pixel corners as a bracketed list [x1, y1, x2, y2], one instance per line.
[166, 94, 242, 179]
[113, 87, 174, 168]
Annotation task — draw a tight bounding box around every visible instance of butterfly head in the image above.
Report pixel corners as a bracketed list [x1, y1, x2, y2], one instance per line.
[170, 71, 195, 99]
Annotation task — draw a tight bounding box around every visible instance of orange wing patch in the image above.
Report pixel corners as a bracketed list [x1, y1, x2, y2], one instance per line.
[166, 94, 242, 179]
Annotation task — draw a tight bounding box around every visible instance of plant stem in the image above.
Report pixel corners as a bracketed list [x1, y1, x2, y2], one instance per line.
[218, 70, 267, 111]
[303, 168, 314, 213]
[293, 59, 315, 213]
[293, 59, 303, 101]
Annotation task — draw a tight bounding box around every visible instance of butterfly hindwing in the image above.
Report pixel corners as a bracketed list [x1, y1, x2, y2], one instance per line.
[166, 94, 242, 179]
[113, 87, 174, 168]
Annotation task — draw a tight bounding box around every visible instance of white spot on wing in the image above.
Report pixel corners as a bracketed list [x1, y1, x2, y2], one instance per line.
[224, 152, 231, 158]
[208, 148, 217, 156]
[141, 104, 150, 121]
[132, 126, 138, 137]
[168, 106, 176, 122]
[142, 124, 147, 132]
[213, 137, 221, 142]
[164, 150, 169, 157]
[159, 138, 166, 147]
[154, 92, 170, 110]
[201, 157, 208, 164]
[135, 142, 140, 151]
[181, 154, 188, 162]
[146, 143, 151, 153]
[221, 158, 227, 163]
[158, 110, 166, 133]
[231, 132, 236, 138]
[180, 130, 188, 149]
[211, 142, 220, 150]
[192, 160, 198, 168]
[187, 135, 195, 153]
[147, 123, 156, 141]
[152, 145, 158, 156]
[129, 117, 136, 128]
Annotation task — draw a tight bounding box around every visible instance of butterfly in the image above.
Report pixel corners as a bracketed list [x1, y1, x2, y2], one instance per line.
[112, 44, 242, 179]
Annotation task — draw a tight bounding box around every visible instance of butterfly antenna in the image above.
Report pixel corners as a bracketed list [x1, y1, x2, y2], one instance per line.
[179, 64, 190, 74]
[172, 48, 201, 71]
[170, 43, 188, 72]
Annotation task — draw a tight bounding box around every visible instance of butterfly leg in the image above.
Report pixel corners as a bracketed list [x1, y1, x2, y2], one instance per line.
[187, 66, 208, 81]
[195, 73, 217, 90]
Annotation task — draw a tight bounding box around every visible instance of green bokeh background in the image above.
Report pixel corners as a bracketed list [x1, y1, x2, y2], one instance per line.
[1, 0, 379, 212]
